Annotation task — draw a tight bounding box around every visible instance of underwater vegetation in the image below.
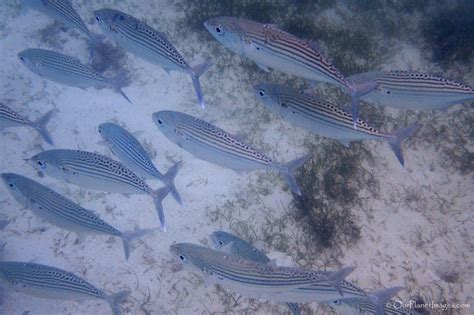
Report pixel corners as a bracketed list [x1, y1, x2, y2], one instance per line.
[422, 1, 474, 64]
[89, 41, 132, 88]
[292, 142, 378, 249]
[174, 0, 434, 76]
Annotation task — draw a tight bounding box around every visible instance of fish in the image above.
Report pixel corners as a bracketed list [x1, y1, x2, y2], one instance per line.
[210, 230, 270, 264]
[152, 110, 311, 195]
[254, 83, 421, 166]
[327, 288, 420, 315]
[1, 173, 153, 260]
[98, 122, 183, 205]
[18, 48, 130, 103]
[347, 70, 474, 110]
[94, 8, 210, 108]
[209, 231, 401, 315]
[204, 16, 376, 127]
[21, 0, 95, 40]
[0, 261, 130, 315]
[29, 149, 171, 231]
[0, 103, 56, 145]
[170, 243, 355, 299]
[211, 231, 300, 314]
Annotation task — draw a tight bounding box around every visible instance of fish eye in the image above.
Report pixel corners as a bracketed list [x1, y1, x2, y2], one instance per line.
[8, 183, 14, 188]
[179, 254, 186, 261]
[19, 56, 24, 61]
[215, 25, 224, 35]
[37, 161, 45, 167]
[218, 240, 224, 245]
[95, 16, 101, 23]
[157, 119, 163, 125]
[258, 90, 265, 97]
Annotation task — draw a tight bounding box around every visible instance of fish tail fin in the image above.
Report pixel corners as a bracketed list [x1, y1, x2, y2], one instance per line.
[327, 266, 356, 296]
[281, 154, 312, 196]
[349, 82, 378, 129]
[368, 286, 405, 315]
[387, 123, 421, 167]
[151, 186, 171, 232]
[105, 290, 131, 315]
[31, 109, 57, 145]
[115, 86, 132, 104]
[190, 61, 211, 109]
[121, 228, 155, 260]
[286, 302, 301, 315]
[108, 72, 132, 104]
[162, 161, 183, 205]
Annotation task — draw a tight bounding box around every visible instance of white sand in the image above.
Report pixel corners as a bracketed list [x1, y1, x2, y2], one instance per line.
[0, 1, 472, 315]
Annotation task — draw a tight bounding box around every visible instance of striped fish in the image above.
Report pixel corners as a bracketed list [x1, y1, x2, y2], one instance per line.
[0, 261, 130, 315]
[204, 16, 376, 126]
[152, 110, 311, 195]
[211, 231, 299, 315]
[1, 173, 153, 260]
[210, 230, 271, 264]
[21, 0, 94, 40]
[209, 231, 403, 315]
[29, 149, 171, 231]
[98, 122, 183, 205]
[170, 243, 355, 298]
[347, 70, 474, 110]
[18, 48, 130, 103]
[254, 83, 421, 166]
[0, 103, 56, 145]
[328, 295, 423, 315]
[94, 8, 210, 108]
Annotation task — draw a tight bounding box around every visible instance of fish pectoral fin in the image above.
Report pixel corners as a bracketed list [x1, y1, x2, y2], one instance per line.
[255, 62, 270, 72]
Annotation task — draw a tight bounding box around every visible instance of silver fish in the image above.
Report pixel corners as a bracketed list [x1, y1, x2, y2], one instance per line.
[210, 231, 300, 315]
[210, 230, 270, 264]
[170, 243, 355, 299]
[0, 103, 56, 145]
[328, 293, 422, 315]
[0, 261, 130, 315]
[21, 0, 94, 40]
[29, 149, 171, 231]
[347, 70, 474, 110]
[94, 8, 210, 108]
[1, 173, 153, 260]
[209, 231, 401, 315]
[204, 16, 376, 126]
[152, 110, 311, 195]
[254, 83, 421, 166]
[98, 122, 183, 205]
[18, 48, 130, 103]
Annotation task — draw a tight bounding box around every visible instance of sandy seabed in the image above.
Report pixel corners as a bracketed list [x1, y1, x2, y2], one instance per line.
[0, 1, 472, 314]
